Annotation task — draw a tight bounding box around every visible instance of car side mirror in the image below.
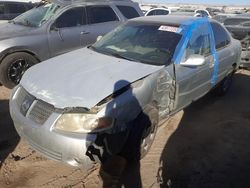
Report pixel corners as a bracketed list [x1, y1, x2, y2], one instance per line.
[180, 54, 205, 67]
[96, 35, 102, 42]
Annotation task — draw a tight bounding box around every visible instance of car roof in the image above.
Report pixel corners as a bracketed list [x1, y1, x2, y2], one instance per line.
[51, 0, 134, 5]
[171, 11, 196, 16]
[129, 15, 206, 26]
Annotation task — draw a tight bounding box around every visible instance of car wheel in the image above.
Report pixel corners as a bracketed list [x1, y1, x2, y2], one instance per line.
[0, 52, 38, 88]
[121, 105, 159, 162]
[215, 72, 234, 96]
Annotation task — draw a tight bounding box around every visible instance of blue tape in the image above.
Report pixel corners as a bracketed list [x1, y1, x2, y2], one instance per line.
[207, 22, 219, 85]
[172, 17, 219, 85]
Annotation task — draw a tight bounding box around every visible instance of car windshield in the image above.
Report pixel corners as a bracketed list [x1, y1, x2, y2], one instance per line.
[91, 22, 182, 66]
[13, 3, 60, 27]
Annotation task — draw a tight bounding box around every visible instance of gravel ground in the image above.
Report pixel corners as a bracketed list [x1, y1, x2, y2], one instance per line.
[0, 70, 250, 187]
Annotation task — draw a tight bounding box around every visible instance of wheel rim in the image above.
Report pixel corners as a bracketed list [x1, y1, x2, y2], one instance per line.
[7, 59, 31, 84]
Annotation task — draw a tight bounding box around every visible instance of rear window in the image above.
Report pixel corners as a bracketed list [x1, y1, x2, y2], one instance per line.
[146, 9, 170, 16]
[211, 22, 231, 49]
[87, 6, 118, 24]
[117, 5, 140, 19]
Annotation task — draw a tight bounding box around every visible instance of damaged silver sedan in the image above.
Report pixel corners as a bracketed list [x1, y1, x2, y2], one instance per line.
[10, 15, 241, 169]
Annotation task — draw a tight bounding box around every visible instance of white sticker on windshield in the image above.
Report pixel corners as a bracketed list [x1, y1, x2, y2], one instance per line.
[158, 25, 182, 33]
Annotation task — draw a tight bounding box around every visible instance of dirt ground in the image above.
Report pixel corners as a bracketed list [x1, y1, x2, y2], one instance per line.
[0, 70, 250, 188]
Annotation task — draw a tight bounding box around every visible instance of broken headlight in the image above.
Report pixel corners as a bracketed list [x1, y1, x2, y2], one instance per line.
[53, 113, 114, 133]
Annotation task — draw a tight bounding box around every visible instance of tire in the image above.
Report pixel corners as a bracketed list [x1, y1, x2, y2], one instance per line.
[0, 52, 38, 89]
[121, 105, 159, 162]
[214, 71, 234, 96]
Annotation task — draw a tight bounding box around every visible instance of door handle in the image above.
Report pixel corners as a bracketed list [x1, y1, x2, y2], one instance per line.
[80, 31, 90, 35]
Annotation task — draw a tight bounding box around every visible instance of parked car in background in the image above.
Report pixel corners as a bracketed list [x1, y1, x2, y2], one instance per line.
[195, 9, 212, 18]
[224, 15, 250, 68]
[0, 0, 34, 21]
[10, 16, 241, 169]
[145, 7, 171, 16]
[145, 8, 210, 18]
[170, 11, 203, 17]
[0, 0, 142, 88]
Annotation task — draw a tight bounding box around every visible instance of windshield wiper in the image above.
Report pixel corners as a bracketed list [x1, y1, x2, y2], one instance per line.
[89, 46, 142, 62]
[109, 52, 139, 62]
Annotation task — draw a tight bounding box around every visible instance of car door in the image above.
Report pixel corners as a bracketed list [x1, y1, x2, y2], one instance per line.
[210, 22, 235, 82]
[174, 23, 214, 110]
[48, 6, 88, 57]
[84, 5, 121, 45]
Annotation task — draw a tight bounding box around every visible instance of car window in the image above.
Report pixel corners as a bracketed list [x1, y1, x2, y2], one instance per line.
[211, 22, 230, 49]
[146, 10, 155, 16]
[86, 6, 118, 24]
[185, 35, 211, 58]
[184, 26, 211, 60]
[25, 3, 34, 10]
[55, 7, 86, 28]
[0, 3, 5, 14]
[116, 5, 140, 19]
[6, 3, 26, 14]
[146, 9, 169, 16]
[155, 9, 169, 15]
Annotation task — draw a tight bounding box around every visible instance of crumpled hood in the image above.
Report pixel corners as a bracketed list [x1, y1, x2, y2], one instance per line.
[21, 48, 163, 109]
[0, 22, 33, 40]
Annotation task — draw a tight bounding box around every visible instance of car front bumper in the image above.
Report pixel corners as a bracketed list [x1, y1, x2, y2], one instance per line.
[10, 91, 97, 169]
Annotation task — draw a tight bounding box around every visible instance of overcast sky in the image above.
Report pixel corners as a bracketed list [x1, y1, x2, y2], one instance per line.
[137, 0, 250, 5]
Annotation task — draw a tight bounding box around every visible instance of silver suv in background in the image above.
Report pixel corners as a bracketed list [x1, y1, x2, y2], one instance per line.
[0, 0, 142, 88]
